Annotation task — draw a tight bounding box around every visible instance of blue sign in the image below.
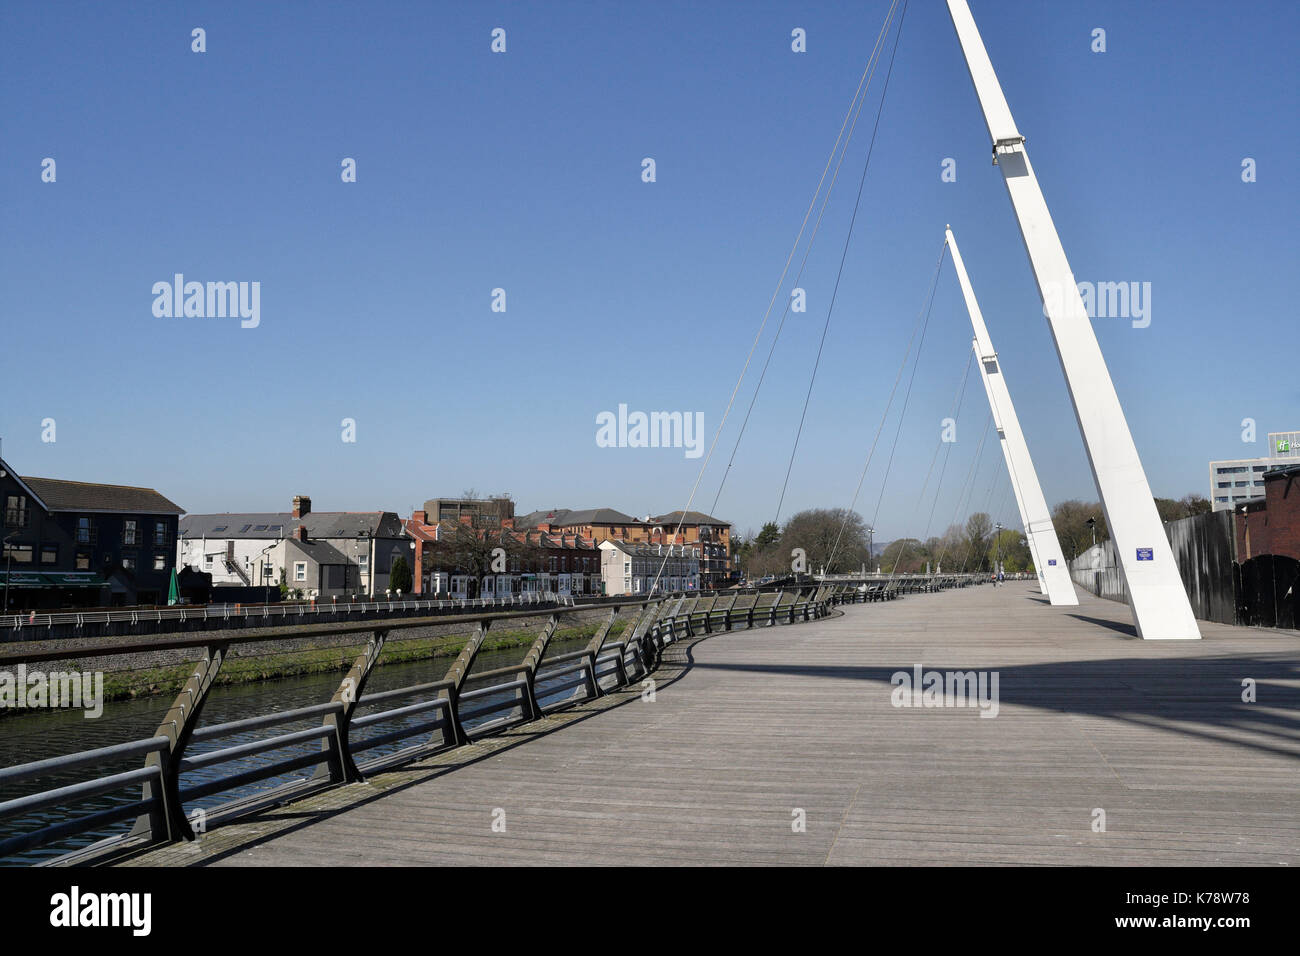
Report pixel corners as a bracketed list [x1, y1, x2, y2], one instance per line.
[1048, 559, 1057, 566]
[1136, 548, 1153, 561]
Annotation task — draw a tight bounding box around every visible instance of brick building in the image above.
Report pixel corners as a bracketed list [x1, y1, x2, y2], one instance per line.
[1235, 464, 1300, 560]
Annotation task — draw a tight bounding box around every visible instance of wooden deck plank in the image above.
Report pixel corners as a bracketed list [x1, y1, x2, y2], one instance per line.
[117, 582, 1300, 867]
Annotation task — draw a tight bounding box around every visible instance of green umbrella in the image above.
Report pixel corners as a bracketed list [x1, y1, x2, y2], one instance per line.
[167, 568, 179, 606]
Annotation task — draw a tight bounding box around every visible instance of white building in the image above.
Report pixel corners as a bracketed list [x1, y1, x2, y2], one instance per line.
[1208, 431, 1300, 512]
[599, 539, 700, 595]
[178, 495, 411, 598]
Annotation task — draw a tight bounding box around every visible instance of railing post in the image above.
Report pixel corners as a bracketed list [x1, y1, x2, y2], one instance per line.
[132, 641, 228, 844]
[722, 594, 739, 630]
[442, 619, 493, 745]
[522, 614, 561, 717]
[585, 605, 630, 688]
[768, 591, 783, 626]
[314, 628, 387, 784]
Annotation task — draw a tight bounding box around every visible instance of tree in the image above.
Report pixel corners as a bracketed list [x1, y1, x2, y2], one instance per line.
[1051, 500, 1108, 561]
[754, 522, 781, 550]
[389, 554, 412, 594]
[880, 538, 927, 574]
[989, 528, 1031, 572]
[1156, 494, 1213, 522]
[961, 512, 994, 572]
[781, 508, 870, 574]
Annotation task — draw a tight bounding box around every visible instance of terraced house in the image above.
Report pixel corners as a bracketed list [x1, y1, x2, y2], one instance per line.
[0, 454, 184, 609]
[178, 495, 409, 601]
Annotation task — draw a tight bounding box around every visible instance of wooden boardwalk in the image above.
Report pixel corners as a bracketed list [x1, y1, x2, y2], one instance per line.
[122, 582, 1300, 866]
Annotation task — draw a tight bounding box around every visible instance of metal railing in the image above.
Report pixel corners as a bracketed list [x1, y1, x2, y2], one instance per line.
[0, 577, 979, 863]
[1, 589, 575, 636]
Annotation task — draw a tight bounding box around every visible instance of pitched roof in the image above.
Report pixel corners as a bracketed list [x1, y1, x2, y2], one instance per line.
[599, 539, 699, 558]
[514, 508, 572, 529]
[650, 510, 730, 527]
[283, 537, 349, 565]
[545, 508, 641, 527]
[181, 511, 402, 539]
[20, 476, 183, 515]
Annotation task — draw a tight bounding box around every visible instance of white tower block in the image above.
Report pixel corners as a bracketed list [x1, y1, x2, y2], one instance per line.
[946, 226, 1078, 606]
[945, 0, 1198, 639]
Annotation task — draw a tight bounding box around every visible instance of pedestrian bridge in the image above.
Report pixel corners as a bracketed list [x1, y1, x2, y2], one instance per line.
[5, 581, 1298, 866]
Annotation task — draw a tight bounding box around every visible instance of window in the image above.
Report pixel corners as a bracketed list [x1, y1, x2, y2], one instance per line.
[75, 552, 91, 570]
[4, 543, 33, 563]
[294, 562, 307, 582]
[122, 555, 136, 570]
[76, 516, 94, 544]
[154, 523, 168, 546]
[41, 545, 58, 565]
[358, 555, 369, 575]
[240, 524, 252, 533]
[204, 553, 214, 569]
[3, 494, 28, 528]
[153, 554, 166, 571]
[123, 519, 138, 545]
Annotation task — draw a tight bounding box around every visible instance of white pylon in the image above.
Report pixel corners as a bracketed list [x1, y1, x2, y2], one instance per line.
[946, 0, 1199, 639]
[946, 226, 1078, 606]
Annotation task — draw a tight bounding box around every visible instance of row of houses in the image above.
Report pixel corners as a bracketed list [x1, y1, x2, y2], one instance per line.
[1, 459, 734, 608]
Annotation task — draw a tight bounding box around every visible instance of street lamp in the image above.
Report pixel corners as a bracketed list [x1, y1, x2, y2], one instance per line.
[1086, 516, 1096, 548]
[2, 530, 17, 616]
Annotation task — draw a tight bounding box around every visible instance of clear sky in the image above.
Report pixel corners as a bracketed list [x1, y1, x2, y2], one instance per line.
[2, 0, 1296, 541]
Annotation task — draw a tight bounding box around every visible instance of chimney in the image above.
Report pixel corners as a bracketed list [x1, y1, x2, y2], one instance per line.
[458, 514, 474, 526]
[293, 495, 312, 519]
[296, 525, 308, 541]
[413, 510, 427, 524]
[501, 517, 515, 529]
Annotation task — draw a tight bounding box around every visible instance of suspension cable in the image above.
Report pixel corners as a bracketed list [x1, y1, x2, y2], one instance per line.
[773, 0, 912, 527]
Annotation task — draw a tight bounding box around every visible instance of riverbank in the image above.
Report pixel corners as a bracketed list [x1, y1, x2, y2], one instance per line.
[1, 616, 628, 713]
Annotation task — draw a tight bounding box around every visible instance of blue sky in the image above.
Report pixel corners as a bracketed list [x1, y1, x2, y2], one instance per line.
[2, 0, 1296, 541]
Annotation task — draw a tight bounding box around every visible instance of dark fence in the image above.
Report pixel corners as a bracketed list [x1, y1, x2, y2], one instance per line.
[1236, 555, 1299, 630]
[1070, 510, 1297, 629]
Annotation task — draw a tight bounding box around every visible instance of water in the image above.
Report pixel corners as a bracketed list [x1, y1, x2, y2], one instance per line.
[0, 636, 598, 865]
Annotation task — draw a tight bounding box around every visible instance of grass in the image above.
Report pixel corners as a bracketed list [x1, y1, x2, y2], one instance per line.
[85, 619, 629, 705]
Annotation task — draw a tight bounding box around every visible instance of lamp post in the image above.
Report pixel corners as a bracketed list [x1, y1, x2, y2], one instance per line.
[2, 530, 16, 616]
[1086, 516, 1096, 548]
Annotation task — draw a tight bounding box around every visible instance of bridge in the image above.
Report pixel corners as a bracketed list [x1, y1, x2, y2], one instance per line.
[4, 579, 1295, 867]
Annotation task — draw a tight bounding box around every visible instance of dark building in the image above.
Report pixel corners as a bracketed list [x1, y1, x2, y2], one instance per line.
[1, 455, 184, 610]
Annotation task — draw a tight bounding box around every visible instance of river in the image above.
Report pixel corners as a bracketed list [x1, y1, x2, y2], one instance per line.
[0, 635, 597, 865]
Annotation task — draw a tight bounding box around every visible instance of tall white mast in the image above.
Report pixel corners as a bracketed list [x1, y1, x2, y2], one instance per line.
[946, 226, 1078, 606]
[946, 0, 1198, 638]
